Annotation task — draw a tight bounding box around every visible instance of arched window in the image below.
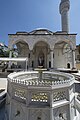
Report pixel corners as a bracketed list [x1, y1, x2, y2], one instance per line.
[49, 61, 51, 68]
[37, 117, 41, 120]
[67, 63, 70, 68]
[32, 61, 34, 68]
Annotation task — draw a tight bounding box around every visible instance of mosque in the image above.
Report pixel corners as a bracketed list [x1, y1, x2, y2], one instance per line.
[8, 0, 76, 70]
[5, 0, 80, 120]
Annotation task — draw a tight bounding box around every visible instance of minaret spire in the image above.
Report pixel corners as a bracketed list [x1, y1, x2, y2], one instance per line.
[59, 0, 70, 33]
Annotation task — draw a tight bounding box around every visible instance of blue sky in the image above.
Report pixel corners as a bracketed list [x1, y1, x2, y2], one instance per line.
[0, 0, 80, 45]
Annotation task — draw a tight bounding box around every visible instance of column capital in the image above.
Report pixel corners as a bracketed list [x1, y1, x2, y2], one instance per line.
[72, 49, 76, 52]
[50, 50, 53, 52]
[50, 48, 54, 51]
[9, 46, 14, 51]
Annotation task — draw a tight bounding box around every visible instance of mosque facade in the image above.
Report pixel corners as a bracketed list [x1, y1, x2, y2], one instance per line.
[8, 29, 76, 70]
[8, 0, 76, 70]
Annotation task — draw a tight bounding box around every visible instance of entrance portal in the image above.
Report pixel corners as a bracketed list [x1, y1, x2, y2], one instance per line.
[67, 63, 70, 68]
[38, 52, 44, 67]
[33, 41, 50, 68]
[37, 117, 41, 120]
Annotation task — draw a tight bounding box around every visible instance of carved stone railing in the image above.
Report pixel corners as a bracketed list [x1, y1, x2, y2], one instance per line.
[53, 91, 66, 102]
[7, 71, 75, 109]
[7, 71, 74, 88]
[9, 78, 72, 87]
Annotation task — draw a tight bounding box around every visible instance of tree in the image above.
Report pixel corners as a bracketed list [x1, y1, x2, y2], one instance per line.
[0, 46, 9, 57]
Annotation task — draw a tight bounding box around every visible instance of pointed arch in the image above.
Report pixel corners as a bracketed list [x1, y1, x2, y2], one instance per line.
[32, 40, 50, 68]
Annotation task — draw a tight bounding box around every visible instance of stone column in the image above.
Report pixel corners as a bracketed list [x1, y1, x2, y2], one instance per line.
[50, 49, 54, 68]
[9, 50, 12, 58]
[30, 50, 33, 68]
[72, 49, 76, 69]
[25, 58, 28, 71]
[8, 49, 12, 68]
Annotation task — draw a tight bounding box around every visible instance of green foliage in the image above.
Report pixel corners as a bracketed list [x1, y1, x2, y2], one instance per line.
[0, 45, 18, 57]
[0, 48, 9, 57]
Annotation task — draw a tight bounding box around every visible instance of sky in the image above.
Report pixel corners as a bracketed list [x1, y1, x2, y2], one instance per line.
[0, 0, 80, 45]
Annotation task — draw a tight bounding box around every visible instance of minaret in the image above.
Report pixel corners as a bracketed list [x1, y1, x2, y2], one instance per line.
[59, 0, 70, 33]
